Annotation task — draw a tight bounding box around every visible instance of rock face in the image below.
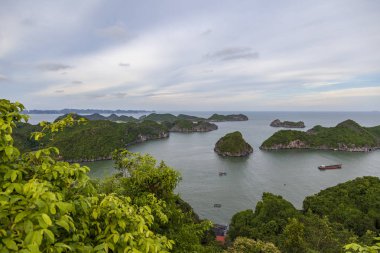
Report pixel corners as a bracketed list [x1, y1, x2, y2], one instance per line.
[214, 131, 253, 157]
[261, 119, 380, 152]
[208, 114, 248, 122]
[170, 120, 218, 132]
[270, 119, 305, 128]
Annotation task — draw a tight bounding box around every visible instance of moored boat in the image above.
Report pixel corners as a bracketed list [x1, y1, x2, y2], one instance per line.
[318, 164, 342, 170]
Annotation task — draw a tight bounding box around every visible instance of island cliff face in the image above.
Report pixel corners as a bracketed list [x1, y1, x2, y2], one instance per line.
[261, 120, 380, 152]
[270, 119, 305, 128]
[170, 120, 218, 132]
[214, 131, 253, 157]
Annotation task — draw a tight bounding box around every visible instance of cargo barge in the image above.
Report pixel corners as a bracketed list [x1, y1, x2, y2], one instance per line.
[318, 164, 342, 170]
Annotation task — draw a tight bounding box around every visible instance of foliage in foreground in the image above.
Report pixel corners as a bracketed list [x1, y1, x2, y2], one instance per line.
[0, 99, 174, 252]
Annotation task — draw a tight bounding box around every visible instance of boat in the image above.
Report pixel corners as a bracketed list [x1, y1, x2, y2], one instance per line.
[214, 204, 222, 208]
[219, 172, 227, 176]
[318, 164, 342, 170]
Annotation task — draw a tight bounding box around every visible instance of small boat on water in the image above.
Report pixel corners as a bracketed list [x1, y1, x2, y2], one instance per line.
[214, 204, 222, 208]
[219, 172, 227, 176]
[318, 164, 342, 170]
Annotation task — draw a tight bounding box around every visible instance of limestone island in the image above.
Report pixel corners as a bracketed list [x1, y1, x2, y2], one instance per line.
[261, 119, 380, 152]
[208, 113, 248, 122]
[214, 131, 253, 157]
[169, 120, 218, 132]
[13, 118, 169, 162]
[140, 113, 249, 123]
[270, 119, 305, 128]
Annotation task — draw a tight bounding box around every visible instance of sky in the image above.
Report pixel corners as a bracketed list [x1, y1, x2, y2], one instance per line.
[1, 0, 380, 111]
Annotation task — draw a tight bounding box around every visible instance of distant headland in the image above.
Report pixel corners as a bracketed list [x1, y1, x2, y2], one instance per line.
[24, 109, 154, 114]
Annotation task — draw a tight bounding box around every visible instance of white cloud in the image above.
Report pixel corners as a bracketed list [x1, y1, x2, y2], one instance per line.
[2, 0, 380, 110]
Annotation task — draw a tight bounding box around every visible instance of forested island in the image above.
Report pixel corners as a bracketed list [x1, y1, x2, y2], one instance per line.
[13, 119, 169, 162]
[214, 131, 253, 157]
[261, 119, 380, 152]
[56, 112, 249, 124]
[2, 99, 379, 252]
[141, 113, 249, 123]
[169, 120, 218, 132]
[270, 119, 305, 128]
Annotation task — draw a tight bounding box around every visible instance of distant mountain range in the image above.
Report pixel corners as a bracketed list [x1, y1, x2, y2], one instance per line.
[24, 109, 154, 114]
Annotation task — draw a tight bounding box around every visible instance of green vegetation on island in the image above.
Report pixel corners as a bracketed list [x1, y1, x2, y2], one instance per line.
[208, 113, 248, 122]
[139, 113, 249, 123]
[57, 112, 249, 124]
[140, 113, 179, 122]
[261, 119, 380, 151]
[270, 119, 305, 128]
[229, 176, 380, 253]
[13, 118, 168, 162]
[169, 120, 218, 132]
[214, 131, 253, 157]
[55, 113, 138, 122]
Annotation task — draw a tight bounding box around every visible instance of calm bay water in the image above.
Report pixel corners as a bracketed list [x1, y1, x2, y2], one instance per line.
[29, 112, 380, 224]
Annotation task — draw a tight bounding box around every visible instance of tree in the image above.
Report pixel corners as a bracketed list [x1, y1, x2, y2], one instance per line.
[280, 218, 307, 253]
[344, 237, 380, 253]
[225, 237, 280, 253]
[108, 149, 215, 253]
[0, 99, 174, 252]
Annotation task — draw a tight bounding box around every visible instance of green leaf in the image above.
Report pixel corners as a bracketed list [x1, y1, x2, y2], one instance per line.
[54, 243, 72, 250]
[113, 234, 120, 244]
[4, 134, 12, 141]
[11, 170, 17, 182]
[14, 211, 29, 224]
[56, 219, 70, 232]
[5, 146, 13, 158]
[2, 238, 18, 250]
[43, 229, 55, 243]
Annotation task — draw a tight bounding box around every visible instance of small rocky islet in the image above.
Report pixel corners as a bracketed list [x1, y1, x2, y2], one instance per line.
[214, 131, 253, 157]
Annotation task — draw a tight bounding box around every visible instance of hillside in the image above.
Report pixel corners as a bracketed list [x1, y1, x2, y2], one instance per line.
[13, 120, 168, 161]
[229, 176, 380, 252]
[169, 120, 218, 132]
[55, 113, 138, 122]
[261, 119, 380, 151]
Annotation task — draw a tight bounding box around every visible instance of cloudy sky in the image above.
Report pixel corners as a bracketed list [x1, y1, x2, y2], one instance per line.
[1, 0, 380, 111]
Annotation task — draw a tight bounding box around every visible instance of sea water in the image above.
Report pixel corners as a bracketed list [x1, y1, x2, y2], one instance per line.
[28, 111, 380, 224]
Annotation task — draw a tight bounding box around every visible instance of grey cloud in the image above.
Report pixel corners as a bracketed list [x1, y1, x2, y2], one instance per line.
[55, 90, 64, 93]
[21, 18, 36, 26]
[113, 92, 128, 98]
[0, 74, 8, 81]
[119, 62, 130, 67]
[72, 81, 83, 84]
[205, 47, 259, 61]
[97, 24, 129, 40]
[38, 63, 73, 71]
[200, 29, 212, 36]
